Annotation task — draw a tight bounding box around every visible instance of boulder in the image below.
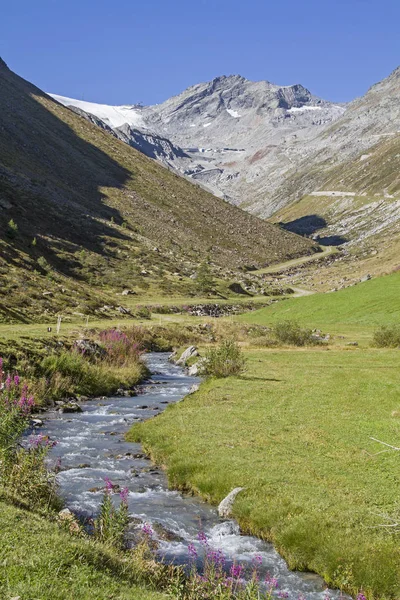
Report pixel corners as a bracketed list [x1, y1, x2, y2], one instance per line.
[229, 282, 251, 295]
[59, 402, 82, 413]
[176, 346, 198, 366]
[122, 289, 136, 295]
[188, 384, 200, 394]
[218, 487, 245, 518]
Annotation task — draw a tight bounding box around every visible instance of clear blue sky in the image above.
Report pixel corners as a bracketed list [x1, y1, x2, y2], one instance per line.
[1, 0, 399, 106]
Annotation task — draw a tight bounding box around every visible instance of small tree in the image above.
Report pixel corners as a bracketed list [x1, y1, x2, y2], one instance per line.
[196, 259, 214, 293]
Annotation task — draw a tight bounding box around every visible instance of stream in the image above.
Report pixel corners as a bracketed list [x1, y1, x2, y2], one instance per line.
[39, 353, 343, 599]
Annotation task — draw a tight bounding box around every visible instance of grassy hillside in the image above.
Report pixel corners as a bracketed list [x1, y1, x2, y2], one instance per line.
[239, 271, 400, 336]
[0, 57, 315, 323]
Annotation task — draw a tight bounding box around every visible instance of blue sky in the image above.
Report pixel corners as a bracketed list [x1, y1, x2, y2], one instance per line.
[1, 0, 399, 105]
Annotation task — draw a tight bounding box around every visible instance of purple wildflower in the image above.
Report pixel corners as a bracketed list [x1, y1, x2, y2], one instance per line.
[278, 592, 289, 599]
[265, 573, 278, 588]
[357, 594, 367, 600]
[230, 563, 244, 579]
[197, 530, 208, 544]
[187, 542, 198, 559]
[120, 487, 129, 504]
[252, 553, 263, 568]
[13, 374, 20, 387]
[104, 477, 114, 493]
[142, 522, 153, 537]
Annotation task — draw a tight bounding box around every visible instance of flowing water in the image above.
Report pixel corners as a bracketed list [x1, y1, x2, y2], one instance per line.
[39, 353, 343, 599]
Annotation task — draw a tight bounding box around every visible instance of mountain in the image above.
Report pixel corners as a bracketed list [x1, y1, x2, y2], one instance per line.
[0, 58, 315, 323]
[51, 76, 346, 202]
[51, 68, 400, 282]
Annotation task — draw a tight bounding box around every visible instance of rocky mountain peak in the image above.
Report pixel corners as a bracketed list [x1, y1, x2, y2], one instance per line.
[0, 58, 8, 70]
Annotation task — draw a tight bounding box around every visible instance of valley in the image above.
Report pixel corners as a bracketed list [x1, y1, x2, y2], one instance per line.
[0, 46, 400, 600]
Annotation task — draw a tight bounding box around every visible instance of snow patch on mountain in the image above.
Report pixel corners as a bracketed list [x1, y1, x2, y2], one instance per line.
[50, 94, 147, 129]
[227, 108, 241, 118]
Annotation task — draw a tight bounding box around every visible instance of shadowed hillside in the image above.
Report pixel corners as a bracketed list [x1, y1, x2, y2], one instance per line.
[0, 58, 316, 322]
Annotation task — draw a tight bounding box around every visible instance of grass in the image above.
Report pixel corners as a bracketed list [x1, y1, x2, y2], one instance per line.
[238, 271, 400, 340]
[0, 499, 166, 600]
[128, 347, 400, 598]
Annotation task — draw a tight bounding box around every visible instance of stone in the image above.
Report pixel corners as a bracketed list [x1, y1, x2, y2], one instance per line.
[360, 274, 372, 282]
[59, 402, 82, 413]
[176, 345, 198, 366]
[42, 291, 54, 297]
[31, 418, 43, 427]
[218, 487, 245, 518]
[188, 384, 200, 394]
[117, 305, 130, 314]
[228, 282, 251, 295]
[122, 289, 136, 295]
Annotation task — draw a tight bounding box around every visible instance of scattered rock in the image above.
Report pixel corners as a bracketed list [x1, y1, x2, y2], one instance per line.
[31, 418, 43, 427]
[188, 384, 200, 394]
[346, 341, 359, 347]
[74, 338, 105, 358]
[42, 291, 54, 297]
[121, 289, 136, 295]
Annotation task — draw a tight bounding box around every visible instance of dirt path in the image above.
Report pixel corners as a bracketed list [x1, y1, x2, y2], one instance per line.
[254, 245, 337, 276]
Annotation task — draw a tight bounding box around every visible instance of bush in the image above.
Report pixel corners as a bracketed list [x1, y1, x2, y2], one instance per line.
[373, 325, 400, 348]
[203, 340, 246, 378]
[135, 306, 152, 320]
[273, 321, 315, 346]
[7, 219, 18, 238]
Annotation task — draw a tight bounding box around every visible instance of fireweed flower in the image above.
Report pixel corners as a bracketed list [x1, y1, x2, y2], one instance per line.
[142, 522, 153, 537]
[187, 542, 198, 559]
[197, 530, 208, 544]
[5, 376, 11, 390]
[278, 592, 289, 599]
[230, 563, 244, 579]
[120, 487, 129, 504]
[13, 374, 20, 387]
[265, 573, 278, 588]
[104, 477, 114, 493]
[357, 594, 367, 600]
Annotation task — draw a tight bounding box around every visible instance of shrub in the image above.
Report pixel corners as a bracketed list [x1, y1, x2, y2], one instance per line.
[273, 320, 315, 346]
[203, 340, 246, 378]
[373, 325, 400, 348]
[135, 306, 152, 320]
[7, 219, 18, 238]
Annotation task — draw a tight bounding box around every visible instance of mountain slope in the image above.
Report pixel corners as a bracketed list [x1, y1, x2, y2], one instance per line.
[0, 58, 315, 322]
[270, 68, 400, 282]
